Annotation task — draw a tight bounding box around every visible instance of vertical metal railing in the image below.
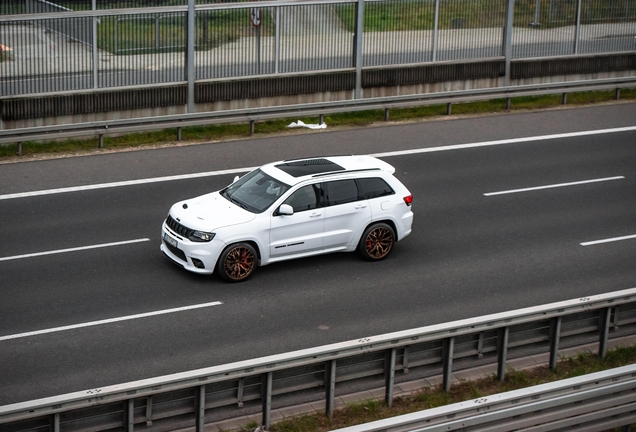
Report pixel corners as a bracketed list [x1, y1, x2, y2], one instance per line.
[1, 0, 635, 100]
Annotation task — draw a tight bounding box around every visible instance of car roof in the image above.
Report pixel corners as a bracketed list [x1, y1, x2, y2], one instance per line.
[260, 155, 396, 186]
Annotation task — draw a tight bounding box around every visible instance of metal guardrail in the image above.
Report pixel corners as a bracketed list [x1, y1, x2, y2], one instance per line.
[2, 76, 636, 149]
[331, 363, 636, 432]
[2, 287, 636, 432]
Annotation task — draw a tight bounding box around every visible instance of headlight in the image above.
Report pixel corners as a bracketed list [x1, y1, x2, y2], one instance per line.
[189, 231, 215, 242]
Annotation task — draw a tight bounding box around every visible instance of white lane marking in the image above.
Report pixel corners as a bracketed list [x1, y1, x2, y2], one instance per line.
[581, 234, 636, 246]
[0, 238, 150, 262]
[2, 125, 636, 201]
[484, 176, 625, 196]
[370, 125, 636, 157]
[0, 167, 255, 200]
[0, 301, 224, 341]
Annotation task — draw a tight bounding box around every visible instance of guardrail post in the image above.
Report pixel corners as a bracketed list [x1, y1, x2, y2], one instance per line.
[196, 385, 206, 432]
[250, 120, 255, 135]
[446, 103, 452, 115]
[616, 88, 621, 100]
[99, 134, 104, 148]
[126, 399, 134, 432]
[497, 326, 509, 382]
[562, 93, 567, 104]
[506, 98, 511, 110]
[443, 337, 455, 392]
[599, 307, 611, 359]
[477, 331, 484, 358]
[145, 396, 153, 426]
[237, 377, 245, 407]
[384, 108, 389, 121]
[402, 346, 410, 373]
[17, 142, 22, 156]
[53, 413, 60, 432]
[261, 372, 273, 430]
[385, 348, 397, 407]
[177, 127, 182, 141]
[326, 359, 337, 419]
[319, 114, 324, 125]
[549, 316, 562, 370]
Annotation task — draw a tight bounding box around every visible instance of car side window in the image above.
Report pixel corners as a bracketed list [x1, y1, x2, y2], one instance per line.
[357, 178, 395, 199]
[325, 179, 359, 206]
[283, 184, 319, 212]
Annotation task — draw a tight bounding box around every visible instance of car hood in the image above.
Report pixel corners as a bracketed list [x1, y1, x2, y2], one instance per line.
[169, 191, 256, 231]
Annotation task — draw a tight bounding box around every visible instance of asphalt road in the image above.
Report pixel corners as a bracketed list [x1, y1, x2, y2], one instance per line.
[1, 103, 635, 405]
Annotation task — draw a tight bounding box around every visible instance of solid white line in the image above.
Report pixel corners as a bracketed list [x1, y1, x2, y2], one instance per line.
[581, 234, 636, 246]
[0, 238, 150, 262]
[2, 125, 636, 201]
[0, 302, 224, 341]
[484, 176, 625, 196]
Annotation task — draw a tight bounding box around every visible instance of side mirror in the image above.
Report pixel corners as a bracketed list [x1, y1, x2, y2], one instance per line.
[278, 204, 294, 216]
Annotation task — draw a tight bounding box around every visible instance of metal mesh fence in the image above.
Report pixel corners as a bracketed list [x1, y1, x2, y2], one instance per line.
[1, 0, 635, 97]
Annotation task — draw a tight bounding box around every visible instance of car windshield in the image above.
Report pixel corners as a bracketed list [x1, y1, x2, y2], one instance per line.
[221, 169, 290, 213]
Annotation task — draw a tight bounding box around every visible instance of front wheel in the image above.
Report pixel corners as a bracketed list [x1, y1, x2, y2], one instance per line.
[217, 242, 257, 282]
[358, 223, 395, 261]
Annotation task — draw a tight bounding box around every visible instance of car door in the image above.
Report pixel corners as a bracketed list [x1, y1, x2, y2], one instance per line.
[269, 184, 325, 259]
[322, 179, 371, 251]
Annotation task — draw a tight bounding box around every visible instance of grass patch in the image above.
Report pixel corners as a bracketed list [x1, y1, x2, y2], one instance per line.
[2, 89, 635, 161]
[231, 344, 636, 432]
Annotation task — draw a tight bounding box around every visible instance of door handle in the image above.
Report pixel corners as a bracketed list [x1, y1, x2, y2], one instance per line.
[310, 212, 322, 217]
[355, 204, 367, 209]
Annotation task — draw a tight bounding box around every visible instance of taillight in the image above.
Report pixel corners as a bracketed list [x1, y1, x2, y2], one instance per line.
[403, 195, 413, 206]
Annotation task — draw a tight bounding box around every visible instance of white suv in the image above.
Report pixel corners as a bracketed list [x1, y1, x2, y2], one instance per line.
[161, 155, 413, 282]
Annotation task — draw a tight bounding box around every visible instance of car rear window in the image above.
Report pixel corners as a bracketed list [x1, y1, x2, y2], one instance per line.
[357, 177, 395, 199]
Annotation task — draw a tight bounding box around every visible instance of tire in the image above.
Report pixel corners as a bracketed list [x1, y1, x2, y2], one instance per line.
[358, 223, 395, 261]
[217, 242, 257, 282]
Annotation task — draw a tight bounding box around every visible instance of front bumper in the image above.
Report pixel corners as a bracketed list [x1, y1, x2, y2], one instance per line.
[161, 223, 224, 275]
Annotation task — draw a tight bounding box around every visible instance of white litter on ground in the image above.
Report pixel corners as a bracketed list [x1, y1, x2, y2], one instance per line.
[287, 120, 327, 130]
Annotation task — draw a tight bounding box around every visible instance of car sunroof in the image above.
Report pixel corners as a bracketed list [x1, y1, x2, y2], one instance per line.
[275, 159, 345, 177]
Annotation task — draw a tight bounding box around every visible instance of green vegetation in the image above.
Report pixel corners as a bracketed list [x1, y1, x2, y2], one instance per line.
[233, 344, 636, 432]
[2, 89, 635, 161]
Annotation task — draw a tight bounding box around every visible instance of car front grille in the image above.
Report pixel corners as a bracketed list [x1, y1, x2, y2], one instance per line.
[166, 215, 195, 239]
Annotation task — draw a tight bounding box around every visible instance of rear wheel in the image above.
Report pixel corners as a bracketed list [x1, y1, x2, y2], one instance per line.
[217, 242, 257, 282]
[358, 223, 395, 261]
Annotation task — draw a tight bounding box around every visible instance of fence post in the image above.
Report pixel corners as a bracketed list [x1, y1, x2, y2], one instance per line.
[503, 0, 515, 86]
[431, 0, 440, 61]
[354, 0, 364, 99]
[186, 0, 195, 113]
[92, 0, 98, 89]
[574, 0, 582, 54]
